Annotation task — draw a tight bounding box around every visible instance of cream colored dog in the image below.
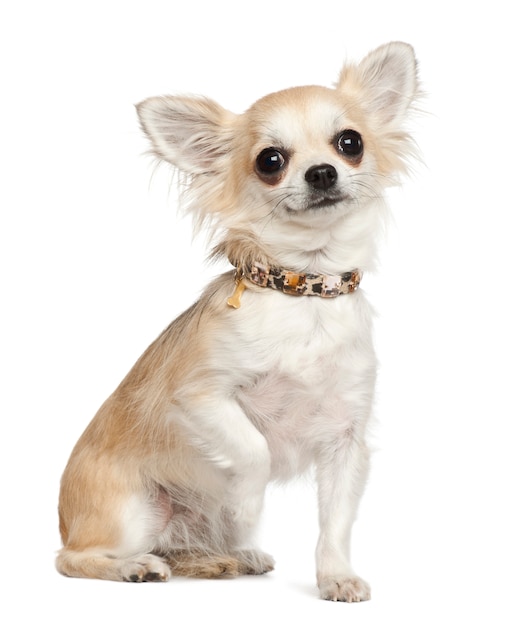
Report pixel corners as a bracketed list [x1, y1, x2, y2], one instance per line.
[57, 42, 419, 602]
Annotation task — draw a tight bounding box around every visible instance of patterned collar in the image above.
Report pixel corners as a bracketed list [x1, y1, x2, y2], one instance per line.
[227, 262, 362, 308]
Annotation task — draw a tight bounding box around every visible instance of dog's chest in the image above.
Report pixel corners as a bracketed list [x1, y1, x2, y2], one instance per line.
[228, 291, 373, 478]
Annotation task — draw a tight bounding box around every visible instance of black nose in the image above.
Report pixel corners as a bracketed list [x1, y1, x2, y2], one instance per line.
[305, 164, 338, 191]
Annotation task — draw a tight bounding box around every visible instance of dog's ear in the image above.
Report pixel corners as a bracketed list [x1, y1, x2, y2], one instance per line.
[136, 96, 236, 174]
[337, 42, 418, 126]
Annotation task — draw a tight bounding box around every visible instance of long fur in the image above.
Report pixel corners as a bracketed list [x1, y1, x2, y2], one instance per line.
[57, 42, 419, 602]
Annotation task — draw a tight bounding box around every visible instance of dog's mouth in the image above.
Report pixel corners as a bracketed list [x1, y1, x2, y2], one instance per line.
[308, 194, 347, 210]
[286, 193, 348, 213]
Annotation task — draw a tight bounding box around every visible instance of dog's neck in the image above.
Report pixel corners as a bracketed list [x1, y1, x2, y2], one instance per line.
[214, 203, 383, 277]
[214, 208, 379, 309]
[212, 228, 351, 274]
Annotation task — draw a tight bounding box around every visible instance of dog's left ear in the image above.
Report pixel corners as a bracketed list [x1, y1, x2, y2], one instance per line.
[337, 41, 418, 126]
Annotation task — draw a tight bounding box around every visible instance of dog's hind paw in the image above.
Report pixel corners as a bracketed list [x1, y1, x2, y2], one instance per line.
[165, 549, 274, 578]
[318, 575, 371, 602]
[234, 549, 275, 575]
[121, 554, 171, 582]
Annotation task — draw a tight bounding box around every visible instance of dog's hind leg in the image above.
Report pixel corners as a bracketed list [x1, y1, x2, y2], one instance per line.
[57, 454, 172, 582]
[56, 549, 170, 582]
[165, 549, 274, 578]
[152, 485, 275, 579]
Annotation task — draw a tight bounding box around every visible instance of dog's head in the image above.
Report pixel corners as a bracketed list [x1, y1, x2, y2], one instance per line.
[137, 42, 418, 269]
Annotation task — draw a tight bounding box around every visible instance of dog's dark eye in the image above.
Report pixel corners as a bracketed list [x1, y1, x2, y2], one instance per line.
[256, 148, 287, 175]
[336, 130, 363, 158]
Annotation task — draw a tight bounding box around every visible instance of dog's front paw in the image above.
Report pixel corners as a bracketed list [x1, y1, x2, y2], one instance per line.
[318, 575, 371, 602]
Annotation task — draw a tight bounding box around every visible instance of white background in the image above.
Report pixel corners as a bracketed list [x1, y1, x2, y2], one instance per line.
[1, 1, 510, 624]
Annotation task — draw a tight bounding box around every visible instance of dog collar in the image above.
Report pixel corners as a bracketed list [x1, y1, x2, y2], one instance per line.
[227, 262, 362, 308]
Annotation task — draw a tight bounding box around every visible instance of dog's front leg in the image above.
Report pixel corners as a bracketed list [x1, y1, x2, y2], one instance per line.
[180, 395, 271, 544]
[315, 437, 371, 602]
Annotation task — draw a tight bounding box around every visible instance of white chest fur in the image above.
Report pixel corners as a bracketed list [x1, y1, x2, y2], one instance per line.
[213, 288, 377, 479]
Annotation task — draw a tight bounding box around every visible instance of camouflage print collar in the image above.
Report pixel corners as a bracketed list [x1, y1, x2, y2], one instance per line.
[247, 262, 362, 297]
[227, 262, 362, 308]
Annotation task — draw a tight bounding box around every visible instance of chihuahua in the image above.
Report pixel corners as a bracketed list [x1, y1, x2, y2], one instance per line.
[57, 42, 419, 602]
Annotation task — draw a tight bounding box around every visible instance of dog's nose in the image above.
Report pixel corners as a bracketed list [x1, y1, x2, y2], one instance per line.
[305, 164, 338, 191]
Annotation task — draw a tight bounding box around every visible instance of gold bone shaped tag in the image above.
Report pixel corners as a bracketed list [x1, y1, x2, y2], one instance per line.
[227, 278, 246, 309]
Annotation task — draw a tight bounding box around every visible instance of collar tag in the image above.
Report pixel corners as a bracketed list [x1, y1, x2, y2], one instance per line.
[227, 268, 246, 309]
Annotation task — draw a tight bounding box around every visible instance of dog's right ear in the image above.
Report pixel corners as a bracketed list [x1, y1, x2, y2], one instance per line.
[136, 96, 237, 175]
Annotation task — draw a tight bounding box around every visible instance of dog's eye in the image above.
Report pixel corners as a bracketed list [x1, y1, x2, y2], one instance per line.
[336, 130, 363, 158]
[256, 148, 287, 175]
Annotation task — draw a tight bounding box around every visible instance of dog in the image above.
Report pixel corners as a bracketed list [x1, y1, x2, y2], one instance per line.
[56, 42, 419, 602]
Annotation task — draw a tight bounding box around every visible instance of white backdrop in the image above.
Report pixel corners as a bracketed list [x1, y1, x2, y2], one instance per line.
[1, 1, 510, 624]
